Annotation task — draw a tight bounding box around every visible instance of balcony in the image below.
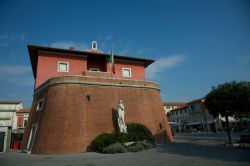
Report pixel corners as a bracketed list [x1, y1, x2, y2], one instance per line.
[82, 70, 111, 78]
[35, 75, 160, 93]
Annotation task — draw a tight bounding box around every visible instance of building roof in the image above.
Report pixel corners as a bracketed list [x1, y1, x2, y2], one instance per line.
[187, 98, 204, 104]
[28, 45, 155, 78]
[16, 109, 30, 113]
[0, 101, 22, 104]
[163, 102, 186, 106]
[170, 105, 188, 111]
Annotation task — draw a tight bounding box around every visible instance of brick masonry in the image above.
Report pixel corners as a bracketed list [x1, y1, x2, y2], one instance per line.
[21, 76, 173, 154]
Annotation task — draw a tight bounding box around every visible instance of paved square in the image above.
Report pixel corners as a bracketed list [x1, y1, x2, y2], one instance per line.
[1, 142, 249, 166]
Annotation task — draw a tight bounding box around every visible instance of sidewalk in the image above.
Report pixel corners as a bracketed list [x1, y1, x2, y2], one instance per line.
[1, 142, 250, 166]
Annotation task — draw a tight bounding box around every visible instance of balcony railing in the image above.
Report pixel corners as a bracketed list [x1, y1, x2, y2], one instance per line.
[82, 70, 111, 78]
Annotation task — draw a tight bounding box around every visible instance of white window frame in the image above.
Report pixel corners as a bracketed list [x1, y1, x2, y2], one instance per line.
[27, 123, 38, 151]
[122, 68, 132, 77]
[57, 62, 69, 72]
[36, 98, 44, 112]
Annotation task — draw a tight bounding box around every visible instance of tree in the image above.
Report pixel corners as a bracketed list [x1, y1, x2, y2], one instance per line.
[204, 81, 250, 143]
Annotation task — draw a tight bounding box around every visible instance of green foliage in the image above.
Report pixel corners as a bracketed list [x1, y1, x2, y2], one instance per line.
[91, 123, 155, 153]
[126, 140, 154, 152]
[102, 142, 127, 154]
[138, 140, 155, 149]
[205, 81, 250, 143]
[91, 133, 119, 152]
[127, 143, 144, 152]
[205, 81, 250, 117]
[126, 123, 155, 145]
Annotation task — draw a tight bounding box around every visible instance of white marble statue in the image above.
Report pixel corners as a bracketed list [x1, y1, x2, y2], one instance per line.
[117, 100, 127, 133]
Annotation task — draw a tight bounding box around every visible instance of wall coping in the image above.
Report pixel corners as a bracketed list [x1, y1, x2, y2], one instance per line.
[34, 75, 160, 95]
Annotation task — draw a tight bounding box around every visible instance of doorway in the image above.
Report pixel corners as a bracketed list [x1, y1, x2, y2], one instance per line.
[27, 124, 38, 151]
[0, 132, 5, 152]
[87, 56, 107, 72]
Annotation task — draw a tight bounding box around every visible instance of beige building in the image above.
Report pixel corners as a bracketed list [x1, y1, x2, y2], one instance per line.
[163, 102, 186, 115]
[0, 101, 25, 152]
[0, 101, 23, 129]
[166, 98, 214, 133]
[166, 98, 250, 134]
[186, 98, 214, 132]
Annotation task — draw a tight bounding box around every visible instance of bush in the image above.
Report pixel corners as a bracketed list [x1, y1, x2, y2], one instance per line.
[127, 143, 144, 152]
[138, 140, 155, 149]
[126, 123, 155, 145]
[102, 142, 127, 154]
[91, 132, 128, 152]
[91, 123, 155, 153]
[91, 133, 118, 152]
[126, 140, 154, 152]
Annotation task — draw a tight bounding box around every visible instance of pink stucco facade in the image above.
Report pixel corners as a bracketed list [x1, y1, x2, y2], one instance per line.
[35, 53, 87, 88]
[35, 52, 146, 88]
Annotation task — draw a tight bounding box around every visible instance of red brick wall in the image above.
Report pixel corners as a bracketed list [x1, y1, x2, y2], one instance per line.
[35, 54, 87, 88]
[21, 76, 173, 154]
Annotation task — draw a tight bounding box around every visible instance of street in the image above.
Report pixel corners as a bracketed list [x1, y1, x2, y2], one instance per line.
[174, 131, 250, 145]
[1, 132, 250, 166]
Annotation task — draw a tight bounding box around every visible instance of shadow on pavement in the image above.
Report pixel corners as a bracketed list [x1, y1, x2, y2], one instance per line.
[156, 142, 250, 162]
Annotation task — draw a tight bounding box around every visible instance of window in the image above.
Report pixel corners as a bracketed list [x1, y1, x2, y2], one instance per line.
[23, 118, 28, 127]
[122, 68, 132, 77]
[191, 105, 195, 112]
[36, 99, 44, 112]
[58, 62, 69, 72]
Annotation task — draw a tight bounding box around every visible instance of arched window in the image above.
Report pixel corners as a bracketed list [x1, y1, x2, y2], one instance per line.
[92, 41, 97, 50]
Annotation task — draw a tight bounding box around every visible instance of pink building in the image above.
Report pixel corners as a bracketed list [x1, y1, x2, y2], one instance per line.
[28, 42, 153, 88]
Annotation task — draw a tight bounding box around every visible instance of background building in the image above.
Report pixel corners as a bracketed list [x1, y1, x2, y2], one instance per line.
[167, 105, 188, 133]
[163, 102, 186, 115]
[185, 99, 214, 132]
[0, 101, 30, 152]
[166, 99, 214, 133]
[166, 98, 250, 134]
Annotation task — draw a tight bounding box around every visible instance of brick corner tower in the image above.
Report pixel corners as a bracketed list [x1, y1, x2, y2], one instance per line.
[21, 42, 173, 154]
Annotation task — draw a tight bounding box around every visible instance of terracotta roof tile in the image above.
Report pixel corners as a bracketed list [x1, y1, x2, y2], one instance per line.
[16, 109, 30, 113]
[187, 98, 204, 104]
[0, 101, 22, 104]
[163, 102, 186, 106]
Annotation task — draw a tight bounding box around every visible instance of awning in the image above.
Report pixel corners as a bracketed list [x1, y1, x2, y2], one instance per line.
[186, 122, 202, 125]
[220, 117, 236, 122]
[168, 122, 180, 125]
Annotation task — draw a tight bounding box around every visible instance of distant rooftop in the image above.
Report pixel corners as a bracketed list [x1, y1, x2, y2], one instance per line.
[16, 108, 30, 113]
[187, 98, 204, 104]
[163, 102, 186, 106]
[0, 101, 22, 104]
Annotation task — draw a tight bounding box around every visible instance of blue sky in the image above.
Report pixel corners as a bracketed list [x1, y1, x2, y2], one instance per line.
[0, 0, 249, 107]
